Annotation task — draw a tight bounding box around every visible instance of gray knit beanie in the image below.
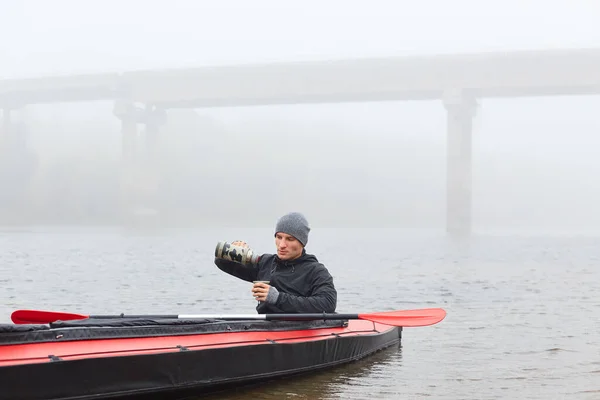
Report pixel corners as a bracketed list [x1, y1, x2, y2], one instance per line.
[274, 212, 310, 247]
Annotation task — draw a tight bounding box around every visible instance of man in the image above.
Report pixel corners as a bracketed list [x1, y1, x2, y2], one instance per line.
[214, 212, 337, 314]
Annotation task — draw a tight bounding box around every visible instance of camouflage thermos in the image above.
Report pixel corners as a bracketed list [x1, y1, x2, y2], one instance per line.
[215, 241, 260, 265]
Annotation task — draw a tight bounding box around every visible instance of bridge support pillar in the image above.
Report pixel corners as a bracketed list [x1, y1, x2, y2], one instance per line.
[0, 109, 10, 221]
[443, 90, 477, 236]
[138, 105, 167, 219]
[1, 109, 11, 150]
[113, 100, 140, 223]
[113, 101, 167, 226]
[1, 108, 9, 126]
[0, 108, 36, 224]
[142, 105, 167, 164]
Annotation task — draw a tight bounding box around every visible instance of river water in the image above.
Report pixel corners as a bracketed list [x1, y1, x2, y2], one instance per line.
[1, 226, 598, 399]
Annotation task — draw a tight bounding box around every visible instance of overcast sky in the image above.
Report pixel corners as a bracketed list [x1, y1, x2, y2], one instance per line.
[2, 0, 600, 232]
[2, 0, 600, 78]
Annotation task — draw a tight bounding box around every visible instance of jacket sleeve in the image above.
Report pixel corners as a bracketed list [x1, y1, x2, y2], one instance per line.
[275, 266, 337, 313]
[214, 258, 259, 283]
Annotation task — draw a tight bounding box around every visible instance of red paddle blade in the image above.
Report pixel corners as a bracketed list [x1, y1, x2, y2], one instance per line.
[11, 310, 89, 325]
[358, 308, 446, 327]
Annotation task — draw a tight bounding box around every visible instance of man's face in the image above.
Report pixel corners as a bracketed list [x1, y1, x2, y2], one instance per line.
[275, 232, 303, 261]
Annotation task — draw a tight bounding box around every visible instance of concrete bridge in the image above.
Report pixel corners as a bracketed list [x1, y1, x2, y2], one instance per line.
[1, 47, 599, 233]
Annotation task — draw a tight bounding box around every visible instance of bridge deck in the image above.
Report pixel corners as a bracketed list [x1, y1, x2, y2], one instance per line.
[1, 47, 599, 108]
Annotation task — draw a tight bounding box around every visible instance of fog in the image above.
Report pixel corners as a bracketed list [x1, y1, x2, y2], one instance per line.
[1, 0, 600, 234]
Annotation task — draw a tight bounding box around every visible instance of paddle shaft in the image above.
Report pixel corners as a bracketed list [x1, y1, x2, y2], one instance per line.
[11, 308, 446, 327]
[66, 313, 359, 321]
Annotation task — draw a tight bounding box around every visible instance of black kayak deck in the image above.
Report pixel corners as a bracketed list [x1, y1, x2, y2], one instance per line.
[0, 317, 348, 345]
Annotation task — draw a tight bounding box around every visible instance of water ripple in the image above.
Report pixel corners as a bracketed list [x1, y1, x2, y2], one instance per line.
[1, 228, 599, 399]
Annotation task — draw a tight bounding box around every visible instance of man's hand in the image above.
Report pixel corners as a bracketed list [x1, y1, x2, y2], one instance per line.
[232, 240, 249, 248]
[252, 282, 271, 302]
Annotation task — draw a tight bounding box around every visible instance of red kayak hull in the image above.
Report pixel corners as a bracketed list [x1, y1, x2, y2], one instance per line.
[0, 317, 401, 399]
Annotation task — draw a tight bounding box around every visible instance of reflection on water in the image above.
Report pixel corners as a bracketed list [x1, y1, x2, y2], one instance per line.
[194, 344, 403, 400]
[1, 227, 599, 399]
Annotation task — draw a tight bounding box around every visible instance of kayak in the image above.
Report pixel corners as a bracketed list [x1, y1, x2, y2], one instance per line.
[0, 315, 403, 400]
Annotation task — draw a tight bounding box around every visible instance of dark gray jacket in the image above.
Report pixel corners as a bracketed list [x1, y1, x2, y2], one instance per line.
[214, 250, 337, 314]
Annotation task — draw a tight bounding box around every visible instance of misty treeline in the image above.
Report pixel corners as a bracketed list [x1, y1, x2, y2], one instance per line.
[0, 109, 442, 228]
[2, 100, 600, 232]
